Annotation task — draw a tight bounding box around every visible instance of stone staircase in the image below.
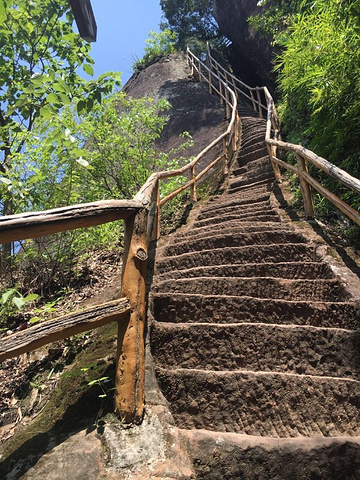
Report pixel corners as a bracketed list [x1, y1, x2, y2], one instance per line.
[149, 110, 360, 478]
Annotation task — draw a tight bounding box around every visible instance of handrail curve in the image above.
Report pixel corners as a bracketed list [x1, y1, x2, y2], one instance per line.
[206, 44, 360, 227]
[0, 48, 240, 425]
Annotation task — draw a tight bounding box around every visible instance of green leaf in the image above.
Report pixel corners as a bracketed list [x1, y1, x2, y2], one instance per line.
[2, 289, 16, 304]
[23, 293, 39, 302]
[77, 100, 86, 114]
[39, 106, 53, 119]
[29, 317, 41, 324]
[12, 296, 25, 310]
[46, 93, 59, 104]
[83, 64, 94, 76]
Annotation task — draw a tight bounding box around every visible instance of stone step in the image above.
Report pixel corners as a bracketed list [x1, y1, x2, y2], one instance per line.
[197, 200, 272, 221]
[180, 428, 360, 480]
[172, 222, 289, 242]
[239, 140, 268, 158]
[227, 179, 274, 196]
[232, 161, 273, 179]
[229, 172, 275, 191]
[151, 293, 358, 329]
[161, 231, 307, 257]
[237, 147, 269, 164]
[151, 322, 360, 379]
[155, 277, 349, 302]
[156, 244, 321, 273]
[155, 368, 360, 437]
[156, 262, 334, 281]
[200, 194, 271, 214]
[194, 211, 280, 229]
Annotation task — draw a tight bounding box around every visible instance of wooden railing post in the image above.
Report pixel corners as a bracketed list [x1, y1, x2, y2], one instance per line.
[296, 153, 315, 218]
[208, 70, 213, 94]
[190, 165, 197, 202]
[225, 88, 231, 119]
[256, 89, 263, 119]
[223, 136, 229, 176]
[147, 178, 160, 242]
[116, 208, 148, 424]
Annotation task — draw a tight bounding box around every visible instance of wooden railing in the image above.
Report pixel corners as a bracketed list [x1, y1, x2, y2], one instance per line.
[0, 49, 240, 425]
[206, 44, 360, 227]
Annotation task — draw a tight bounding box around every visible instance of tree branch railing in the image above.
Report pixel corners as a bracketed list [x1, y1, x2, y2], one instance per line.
[0, 48, 240, 425]
[205, 44, 360, 227]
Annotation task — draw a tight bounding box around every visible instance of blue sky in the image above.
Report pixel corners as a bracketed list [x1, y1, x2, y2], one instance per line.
[87, 0, 163, 85]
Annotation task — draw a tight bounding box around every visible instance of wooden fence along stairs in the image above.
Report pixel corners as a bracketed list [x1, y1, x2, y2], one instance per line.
[0, 47, 360, 477]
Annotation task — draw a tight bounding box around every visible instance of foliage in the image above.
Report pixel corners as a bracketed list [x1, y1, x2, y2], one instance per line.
[160, 0, 220, 52]
[2, 91, 193, 295]
[0, 0, 121, 217]
[248, 1, 308, 40]
[0, 287, 38, 327]
[249, 0, 360, 232]
[133, 29, 178, 71]
[274, 0, 360, 203]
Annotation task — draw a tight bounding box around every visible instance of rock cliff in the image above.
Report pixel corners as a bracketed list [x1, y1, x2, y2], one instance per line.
[214, 0, 276, 91]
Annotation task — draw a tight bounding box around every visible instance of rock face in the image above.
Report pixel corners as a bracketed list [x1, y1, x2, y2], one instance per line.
[124, 52, 227, 171]
[214, 0, 276, 90]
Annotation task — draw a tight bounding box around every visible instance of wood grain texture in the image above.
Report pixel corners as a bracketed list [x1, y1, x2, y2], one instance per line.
[0, 200, 142, 243]
[0, 298, 131, 362]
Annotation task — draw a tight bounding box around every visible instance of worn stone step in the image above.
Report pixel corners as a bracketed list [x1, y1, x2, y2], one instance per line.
[228, 179, 274, 196]
[161, 231, 307, 257]
[232, 161, 273, 179]
[155, 368, 360, 437]
[152, 322, 360, 379]
[156, 244, 320, 273]
[200, 194, 271, 214]
[156, 262, 334, 281]
[197, 200, 272, 221]
[181, 429, 360, 480]
[194, 211, 280, 229]
[152, 293, 358, 329]
[239, 140, 268, 158]
[237, 147, 269, 164]
[229, 172, 275, 191]
[155, 277, 349, 302]
[168, 222, 290, 243]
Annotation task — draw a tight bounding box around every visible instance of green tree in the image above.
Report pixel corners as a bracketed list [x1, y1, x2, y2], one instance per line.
[0, 0, 120, 216]
[133, 29, 178, 71]
[0, 0, 120, 265]
[160, 0, 220, 51]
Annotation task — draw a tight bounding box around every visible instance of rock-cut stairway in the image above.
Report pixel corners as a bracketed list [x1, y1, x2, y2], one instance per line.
[150, 112, 360, 479]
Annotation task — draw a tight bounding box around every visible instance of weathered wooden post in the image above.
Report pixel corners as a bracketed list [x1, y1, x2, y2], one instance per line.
[296, 153, 315, 218]
[256, 89, 263, 119]
[190, 165, 197, 202]
[223, 136, 229, 176]
[115, 208, 148, 424]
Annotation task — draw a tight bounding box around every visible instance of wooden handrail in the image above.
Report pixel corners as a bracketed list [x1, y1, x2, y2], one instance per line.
[205, 46, 360, 226]
[0, 200, 143, 244]
[0, 47, 239, 425]
[0, 298, 131, 362]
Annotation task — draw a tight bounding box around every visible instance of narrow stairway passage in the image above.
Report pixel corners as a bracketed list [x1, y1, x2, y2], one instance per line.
[149, 109, 360, 478]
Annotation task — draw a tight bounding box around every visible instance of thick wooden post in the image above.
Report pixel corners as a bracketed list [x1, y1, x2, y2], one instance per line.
[223, 136, 229, 176]
[190, 165, 197, 202]
[208, 71, 213, 94]
[115, 208, 148, 424]
[250, 91, 257, 112]
[225, 88, 231, 119]
[296, 154, 315, 218]
[256, 89, 263, 119]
